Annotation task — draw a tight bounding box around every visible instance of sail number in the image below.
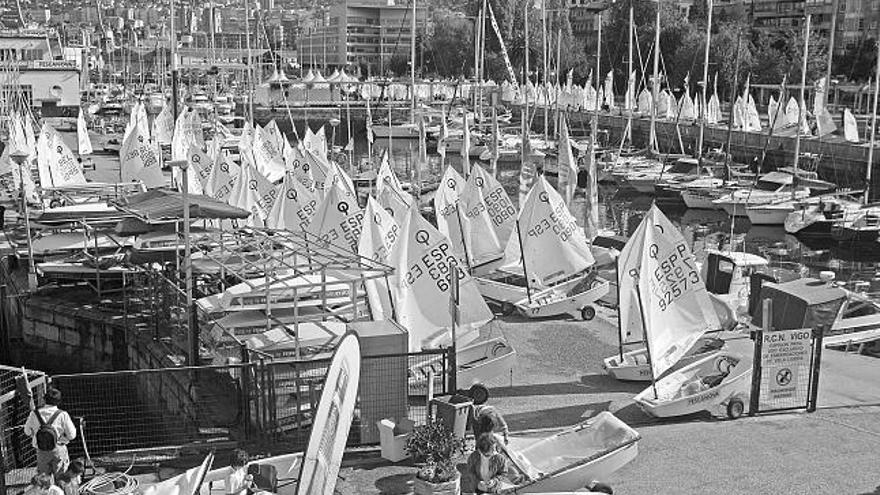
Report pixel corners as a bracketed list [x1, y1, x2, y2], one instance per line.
[315, 212, 364, 250]
[485, 187, 517, 227]
[650, 242, 700, 312]
[527, 204, 578, 242]
[402, 241, 465, 292]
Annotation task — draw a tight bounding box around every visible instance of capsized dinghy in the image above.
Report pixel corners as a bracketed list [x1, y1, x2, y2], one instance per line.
[633, 351, 751, 419]
[497, 412, 640, 493]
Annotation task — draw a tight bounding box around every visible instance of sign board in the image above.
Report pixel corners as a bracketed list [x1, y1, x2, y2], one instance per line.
[759, 328, 812, 409]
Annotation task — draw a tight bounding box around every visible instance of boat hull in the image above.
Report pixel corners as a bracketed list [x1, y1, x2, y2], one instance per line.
[681, 189, 719, 209]
[633, 352, 751, 418]
[515, 443, 639, 493]
[515, 279, 610, 320]
[746, 205, 793, 225]
[602, 336, 726, 382]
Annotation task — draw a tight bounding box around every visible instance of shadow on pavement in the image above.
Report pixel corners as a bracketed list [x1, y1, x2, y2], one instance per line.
[610, 401, 716, 427]
[506, 401, 613, 431]
[374, 473, 414, 495]
[487, 381, 599, 398]
[856, 486, 880, 495]
[579, 374, 648, 394]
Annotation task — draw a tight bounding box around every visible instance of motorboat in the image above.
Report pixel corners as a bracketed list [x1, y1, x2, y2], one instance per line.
[497, 412, 640, 493]
[679, 178, 743, 209]
[751, 276, 880, 350]
[784, 196, 862, 238]
[633, 351, 751, 419]
[712, 171, 812, 217]
[830, 206, 880, 243]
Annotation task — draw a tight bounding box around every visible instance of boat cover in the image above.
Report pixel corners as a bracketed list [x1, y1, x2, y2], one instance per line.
[112, 188, 250, 222]
[751, 278, 846, 331]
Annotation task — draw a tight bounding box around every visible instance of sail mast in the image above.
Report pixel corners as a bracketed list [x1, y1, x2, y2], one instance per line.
[244, 0, 254, 123]
[542, 0, 548, 142]
[649, 0, 661, 153]
[626, 0, 633, 147]
[724, 29, 742, 170]
[410, 0, 417, 124]
[170, 0, 179, 121]
[793, 14, 811, 201]
[866, 40, 880, 205]
[696, 0, 713, 164]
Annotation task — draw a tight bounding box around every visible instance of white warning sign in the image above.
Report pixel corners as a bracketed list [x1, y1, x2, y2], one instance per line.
[760, 328, 812, 407]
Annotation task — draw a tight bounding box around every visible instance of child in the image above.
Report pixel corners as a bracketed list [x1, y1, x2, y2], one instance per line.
[25, 474, 63, 495]
[466, 433, 519, 494]
[225, 449, 252, 495]
[56, 460, 85, 495]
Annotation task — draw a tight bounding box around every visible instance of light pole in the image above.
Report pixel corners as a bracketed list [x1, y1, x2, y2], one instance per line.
[168, 159, 195, 366]
[11, 150, 36, 290]
[329, 117, 340, 149]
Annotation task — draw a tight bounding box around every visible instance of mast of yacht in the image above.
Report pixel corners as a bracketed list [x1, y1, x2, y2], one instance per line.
[591, 16, 600, 146]
[542, 0, 549, 143]
[170, 0, 179, 121]
[625, 0, 634, 147]
[792, 14, 811, 201]
[696, 0, 713, 165]
[649, 0, 661, 153]
[866, 40, 880, 205]
[244, 0, 254, 123]
[410, 0, 416, 124]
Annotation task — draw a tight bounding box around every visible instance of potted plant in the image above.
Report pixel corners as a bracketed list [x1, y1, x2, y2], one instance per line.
[405, 418, 467, 495]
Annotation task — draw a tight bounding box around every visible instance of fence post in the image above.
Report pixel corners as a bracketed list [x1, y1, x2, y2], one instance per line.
[749, 298, 771, 416]
[240, 344, 250, 440]
[426, 369, 434, 423]
[0, 284, 8, 363]
[807, 325, 825, 413]
[448, 346, 457, 395]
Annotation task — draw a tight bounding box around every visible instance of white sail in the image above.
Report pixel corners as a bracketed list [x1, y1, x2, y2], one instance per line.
[434, 166, 469, 266]
[624, 70, 636, 111]
[844, 109, 860, 143]
[460, 113, 471, 177]
[814, 77, 837, 137]
[238, 121, 256, 168]
[263, 119, 284, 152]
[152, 103, 174, 146]
[622, 205, 721, 378]
[678, 93, 696, 121]
[205, 154, 240, 203]
[603, 71, 615, 109]
[375, 150, 404, 196]
[127, 102, 150, 141]
[267, 172, 318, 231]
[77, 110, 93, 155]
[557, 115, 578, 205]
[120, 123, 165, 188]
[37, 123, 86, 187]
[459, 166, 504, 268]
[390, 205, 493, 351]
[252, 124, 286, 182]
[185, 145, 211, 195]
[746, 95, 762, 131]
[303, 125, 328, 158]
[768, 95, 788, 131]
[637, 88, 653, 115]
[467, 163, 515, 248]
[285, 143, 317, 191]
[785, 97, 800, 130]
[304, 181, 363, 252]
[230, 164, 277, 226]
[504, 176, 594, 286]
[358, 197, 399, 320]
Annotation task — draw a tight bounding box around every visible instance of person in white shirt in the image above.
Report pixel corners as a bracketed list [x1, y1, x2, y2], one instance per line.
[22, 387, 77, 479]
[225, 449, 252, 495]
[24, 473, 64, 495]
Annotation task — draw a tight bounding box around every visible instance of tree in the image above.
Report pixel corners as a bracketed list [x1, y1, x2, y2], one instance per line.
[834, 38, 877, 82]
[423, 13, 475, 78]
[710, 21, 754, 96]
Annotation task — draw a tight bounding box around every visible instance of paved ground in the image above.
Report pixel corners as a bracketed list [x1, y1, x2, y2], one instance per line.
[335, 306, 880, 494]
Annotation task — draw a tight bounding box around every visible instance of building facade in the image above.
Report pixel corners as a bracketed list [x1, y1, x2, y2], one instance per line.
[297, 0, 426, 74]
[0, 33, 80, 114]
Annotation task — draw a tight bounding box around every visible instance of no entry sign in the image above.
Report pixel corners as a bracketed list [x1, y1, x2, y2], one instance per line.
[760, 328, 813, 408]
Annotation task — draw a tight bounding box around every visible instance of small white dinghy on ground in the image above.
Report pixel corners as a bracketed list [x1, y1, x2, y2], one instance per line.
[496, 412, 641, 493]
[478, 176, 606, 320]
[633, 351, 751, 419]
[604, 205, 726, 383]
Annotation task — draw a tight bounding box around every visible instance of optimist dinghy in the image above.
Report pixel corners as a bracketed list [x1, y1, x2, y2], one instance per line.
[479, 177, 607, 320]
[604, 205, 725, 382]
[497, 412, 640, 493]
[633, 351, 751, 419]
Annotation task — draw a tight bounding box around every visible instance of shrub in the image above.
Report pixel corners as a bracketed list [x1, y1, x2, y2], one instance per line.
[405, 418, 467, 483]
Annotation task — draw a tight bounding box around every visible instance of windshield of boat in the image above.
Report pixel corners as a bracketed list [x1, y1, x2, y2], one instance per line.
[755, 180, 784, 191]
[667, 162, 698, 174]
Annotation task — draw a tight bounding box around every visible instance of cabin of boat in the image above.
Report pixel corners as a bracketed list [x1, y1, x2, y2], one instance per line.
[751, 277, 880, 349]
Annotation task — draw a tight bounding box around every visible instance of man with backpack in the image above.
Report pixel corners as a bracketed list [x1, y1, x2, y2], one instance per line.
[23, 387, 77, 479]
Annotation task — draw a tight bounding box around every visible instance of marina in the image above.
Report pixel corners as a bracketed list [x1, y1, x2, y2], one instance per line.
[1, 0, 880, 494]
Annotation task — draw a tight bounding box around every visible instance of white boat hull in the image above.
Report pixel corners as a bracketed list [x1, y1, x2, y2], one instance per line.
[602, 336, 726, 382]
[515, 279, 610, 320]
[746, 205, 793, 225]
[456, 337, 517, 388]
[633, 352, 751, 418]
[516, 443, 639, 493]
[681, 189, 720, 209]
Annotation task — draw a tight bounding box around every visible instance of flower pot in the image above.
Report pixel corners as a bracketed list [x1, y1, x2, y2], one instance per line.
[413, 472, 461, 495]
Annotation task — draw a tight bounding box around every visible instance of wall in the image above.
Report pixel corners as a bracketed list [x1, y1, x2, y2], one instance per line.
[19, 69, 81, 107]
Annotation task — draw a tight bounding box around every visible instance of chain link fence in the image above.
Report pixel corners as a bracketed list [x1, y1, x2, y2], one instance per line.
[1, 366, 48, 492]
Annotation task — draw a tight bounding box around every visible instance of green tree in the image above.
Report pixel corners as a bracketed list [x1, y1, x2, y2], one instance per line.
[709, 21, 754, 97]
[834, 38, 876, 82]
[423, 12, 475, 78]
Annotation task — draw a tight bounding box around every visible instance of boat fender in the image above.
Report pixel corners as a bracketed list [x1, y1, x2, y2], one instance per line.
[714, 356, 733, 374]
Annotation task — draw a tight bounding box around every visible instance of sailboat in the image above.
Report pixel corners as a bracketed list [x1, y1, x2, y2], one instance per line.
[603, 205, 726, 382]
[476, 176, 609, 320]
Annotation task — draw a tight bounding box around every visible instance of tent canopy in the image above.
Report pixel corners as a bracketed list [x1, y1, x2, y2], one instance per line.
[111, 188, 250, 223]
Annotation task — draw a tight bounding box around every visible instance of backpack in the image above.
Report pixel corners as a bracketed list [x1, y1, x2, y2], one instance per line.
[35, 410, 62, 451]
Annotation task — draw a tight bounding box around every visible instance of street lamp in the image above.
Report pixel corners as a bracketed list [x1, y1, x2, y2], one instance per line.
[10, 150, 37, 290]
[329, 117, 341, 148]
[168, 159, 196, 366]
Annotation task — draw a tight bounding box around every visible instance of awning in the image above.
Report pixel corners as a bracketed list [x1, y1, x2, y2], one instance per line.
[111, 188, 250, 223]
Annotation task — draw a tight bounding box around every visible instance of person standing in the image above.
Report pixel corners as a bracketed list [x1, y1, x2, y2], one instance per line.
[470, 404, 509, 445]
[23, 387, 77, 480]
